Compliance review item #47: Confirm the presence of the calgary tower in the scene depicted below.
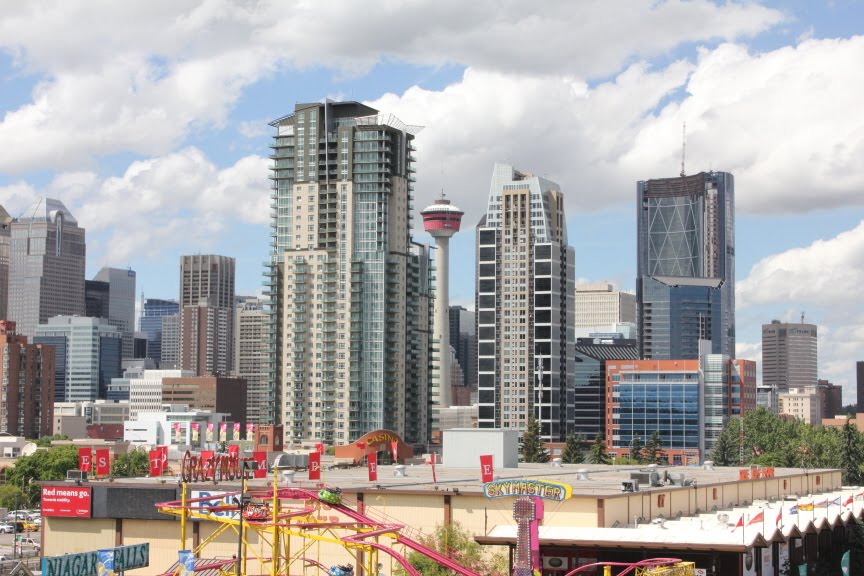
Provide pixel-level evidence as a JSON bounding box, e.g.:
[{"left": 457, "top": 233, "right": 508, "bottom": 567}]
[{"left": 421, "top": 194, "right": 464, "bottom": 412}]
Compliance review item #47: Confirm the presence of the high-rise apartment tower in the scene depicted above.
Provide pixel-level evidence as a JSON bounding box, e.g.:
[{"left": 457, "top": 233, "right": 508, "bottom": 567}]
[
  {"left": 475, "top": 163, "right": 575, "bottom": 441},
  {"left": 179, "top": 255, "right": 235, "bottom": 376},
  {"left": 268, "top": 101, "right": 432, "bottom": 445}
]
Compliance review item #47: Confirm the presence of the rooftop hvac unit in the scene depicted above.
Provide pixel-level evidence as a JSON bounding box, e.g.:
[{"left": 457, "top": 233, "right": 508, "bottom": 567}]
[{"left": 621, "top": 480, "right": 639, "bottom": 492}]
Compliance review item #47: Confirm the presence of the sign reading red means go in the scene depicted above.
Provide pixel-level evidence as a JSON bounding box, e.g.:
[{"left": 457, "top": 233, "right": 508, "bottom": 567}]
[{"left": 41, "top": 486, "right": 92, "bottom": 517}]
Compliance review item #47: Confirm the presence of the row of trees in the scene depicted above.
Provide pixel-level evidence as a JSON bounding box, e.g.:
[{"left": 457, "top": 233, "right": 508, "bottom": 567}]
[
  {"left": 0, "top": 444, "right": 151, "bottom": 509},
  {"left": 710, "top": 407, "right": 864, "bottom": 484},
  {"left": 521, "top": 416, "right": 669, "bottom": 465}
]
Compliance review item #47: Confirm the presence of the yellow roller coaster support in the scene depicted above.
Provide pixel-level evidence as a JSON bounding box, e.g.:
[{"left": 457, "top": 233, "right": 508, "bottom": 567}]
[{"left": 635, "top": 562, "right": 696, "bottom": 576}]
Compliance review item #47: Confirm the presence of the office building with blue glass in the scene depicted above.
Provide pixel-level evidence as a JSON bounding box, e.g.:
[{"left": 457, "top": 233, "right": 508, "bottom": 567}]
[
  {"left": 139, "top": 298, "right": 179, "bottom": 366},
  {"left": 34, "top": 315, "right": 122, "bottom": 402},
  {"left": 636, "top": 172, "right": 735, "bottom": 359}
]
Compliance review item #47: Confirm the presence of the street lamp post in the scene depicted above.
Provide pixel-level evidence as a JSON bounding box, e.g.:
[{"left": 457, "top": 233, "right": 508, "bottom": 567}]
[{"left": 232, "top": 470, "right": 250, "bottom": 576}]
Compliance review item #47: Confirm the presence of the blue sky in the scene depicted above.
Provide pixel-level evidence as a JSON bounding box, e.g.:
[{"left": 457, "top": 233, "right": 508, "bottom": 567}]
[{"left": 1, "top": 1, "right": 863, "bottom": 401}]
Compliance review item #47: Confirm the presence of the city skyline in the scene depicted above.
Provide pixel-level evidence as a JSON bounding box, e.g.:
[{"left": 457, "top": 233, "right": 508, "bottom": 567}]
[{"left": 0, "top": 2, "right": 863, "bottom": 401}]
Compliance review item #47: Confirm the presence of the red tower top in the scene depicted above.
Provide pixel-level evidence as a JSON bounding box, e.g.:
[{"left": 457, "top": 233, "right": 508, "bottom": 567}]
[{"left": 421, "top": 196, "right": 464, "bottom": 238}]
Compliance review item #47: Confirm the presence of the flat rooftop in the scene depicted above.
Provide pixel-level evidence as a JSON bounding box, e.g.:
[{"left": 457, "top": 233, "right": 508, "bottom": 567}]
[{"left": 52, "top": 461, "right": 836, "bottom": 497}]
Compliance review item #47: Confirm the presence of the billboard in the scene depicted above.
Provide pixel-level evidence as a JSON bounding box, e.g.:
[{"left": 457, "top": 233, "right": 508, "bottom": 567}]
[{"left": 42, "top": 485, "right": 92, "bottom": 517}]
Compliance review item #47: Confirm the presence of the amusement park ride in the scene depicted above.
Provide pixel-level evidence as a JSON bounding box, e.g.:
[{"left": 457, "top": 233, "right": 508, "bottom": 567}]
[{"left": 155, "top": 453, "right": 697, "bottom": 576}]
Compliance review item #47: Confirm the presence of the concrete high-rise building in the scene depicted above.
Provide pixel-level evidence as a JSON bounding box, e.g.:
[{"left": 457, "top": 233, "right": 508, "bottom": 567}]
[
  {"left": 8, "top": 198, "right": 86, "bottom": 337},
  {"left": 575, "top": 282, "right": 636, "bottom": 326},
  {"left": 858, "top": 362, "right": 864, "bottom": 413},
  {"left": 34, "top": 316, "right": 122, "bottom": 402},
  {"left": 234, "top": 296, "right": 271, "bottom": 425},
  {"left": 0, "top": 206, "right": 11, "bottom": 320},
  {"left": 817, "top": 379, "right": 842, "bottom": 420},
  {"left": 422, "top": 196, "right": 464, "bottom": 421},
  {"left": 127, "top": 369, "right": 192, "bottom": 419},
  {"left": 449, "top": 305, "right": 476, "bottom": 389},
  {"left": 179, "top": 255, "right": 235, "bottom": 376},
  {"left": 778, "top": 387, "right": 821, "bottom": 424},
  {"left": 91, "top": 267, "right": 137, "bottom": 358},
  {"left": 761, "top": 320, "right": 817, "bottom": 392},
  {"left": 139, "top": 298, "right": 179, "bottom": 366},
  {"left": 475, "top": 163, "right": 576, "bottom": 441},
  {"left": 0, "top": 320, "right": 55, "bottom": 438},
  {"left": 702, "top": 354, "right": 757, "bottom": 452},
  {"left": 636, "top": 172, "right": 735, "bottom": 360},
  {"left": 160, "top": 314, "right": 180, "bottom": 369},
  {"left": 161, "top": 375, "right": 247, "bottom": 430},
  {"left": 268, "top": 101, "right": 433, "bottom": 445}
]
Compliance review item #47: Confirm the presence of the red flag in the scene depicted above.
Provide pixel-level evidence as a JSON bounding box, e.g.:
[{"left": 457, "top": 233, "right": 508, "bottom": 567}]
[
  {"left": 253, "top": 450, "right": 267, "bottom": 478},
  {"left": 356, "top": 441, "right": 366, "bottom": 450},
  {"left": 228, "top": 444, "right": 240, "bottom": 456},
  {"left": 844, "top": 495, "right": 853, "bottom": 506},
  {"left": 308, "top": 452, "right": 321, "bottom": 481},
  {"left": 315, "top": 443, "right": 324, "bottom": 455},
  {"left": 160, "top": 446, "right": 168, "bottom": 467},
  {"left": 78, "top": 447, "right": 92, "bottom": 472},
  {"left": 391, "top": 441, "right": 398, "bottom": 462},
  {"left": 776, "top": 508, "right": 782, "bottom": 527},
  {"left": 426, "top": 453, "right": 437, "bottom": 483},
  {"left": 149, "top": 449, "right": 163, "bottom": 477},
  {"left": 367, "top": 452, "right": 378, "bottom": 482},
  {"left": 201, "top": 450, "right": 214, "bottom": 479},
  {"left": 731, "top": 516, "right": 744, "bottom": 531},
  {"left": 480, "top": 454, "right": 494, "bottom": 483},
  {"left": 94, "top": 449, "right": 110, "bottom": 477},
  {"left": 748, "top": 511, "right": 764, "bottom": 526}
]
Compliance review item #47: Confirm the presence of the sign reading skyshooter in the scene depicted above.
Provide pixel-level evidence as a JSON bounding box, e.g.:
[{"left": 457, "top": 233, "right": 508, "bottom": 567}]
[
  {"left": 41, "top": 543, "right": 149, "bottom": 576},
  {"left": 483, "top": 479, "right": 572, "bottom": 501}
]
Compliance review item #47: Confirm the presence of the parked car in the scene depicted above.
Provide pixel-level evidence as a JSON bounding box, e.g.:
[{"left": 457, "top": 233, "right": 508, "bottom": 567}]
[
  {"left": 15, "top": 536, "right": 40, "bottom": 551},
  {"left": 0, "top": 523, "right": 14, "bottom": 534},
  {"left": 23, "top": 521, "right": 39, "bottom": 532}
]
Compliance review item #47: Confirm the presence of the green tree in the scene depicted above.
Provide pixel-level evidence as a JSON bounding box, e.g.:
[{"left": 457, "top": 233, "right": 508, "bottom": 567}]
[
  {"left": 840, "top": 418, "right": 864, "bottom": 485},
  {"left": 520, "top": 416, "right": 548, "bottom": 463},
  {"left": 710, "top": 420, "right": 739, "bottom": 466},
  {"left": 588, "top": 434, "right": 612, "bottom": 464},
  {"left": 629, "top": 434, "right": 645, "bottom": 464},
  {"left": 849, "top": 516, "right": 864, "bottom": 575},
  {"left": 397, "top": 522, "right": 507, "bottom": 576},
  {"left": 561, "top": 434, "right": 584, "bottom": 464},
  {"left": 33, "top": 434, "right": 70, "bottom": 447},
  {"left": 111, "top": 451, "right": 149, "bottom": 478},
  {"left": 6, "top": 445, "right": 80, "bottom": 503},
  {"left": 643, "top": 431, "right": 664, "bottom": 464},
  {"left": 0, "top": 485, "right": 26, "bottom": 510}
]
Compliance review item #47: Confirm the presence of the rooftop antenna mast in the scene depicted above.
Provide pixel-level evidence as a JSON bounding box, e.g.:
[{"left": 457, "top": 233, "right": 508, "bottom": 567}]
[
  {"left": 801, "top": 311, "right": 805, "bottom": 324},
  {"left": 680, "top": 121, "right": 687, "bottom": 177}
]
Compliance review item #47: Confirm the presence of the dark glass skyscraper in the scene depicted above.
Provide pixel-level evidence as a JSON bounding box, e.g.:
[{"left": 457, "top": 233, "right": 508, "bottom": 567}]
[
  {"left": 636, "top": 172, "right": 735, "bottom": 359},
  {"left": 140, "top": 298, "right": 179, "bottom": 366}
]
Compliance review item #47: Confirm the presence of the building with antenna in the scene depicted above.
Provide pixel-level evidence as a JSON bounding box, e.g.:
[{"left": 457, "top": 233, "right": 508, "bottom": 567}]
[
  {"left": 636, "top": 171, "right": 735, "bottom": 359},
  {"left": 421, "top": 195, "right": 463, "bottom": 428},
  {"left": 762, "top": 319, "right": 817, "bottom": 392}
]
